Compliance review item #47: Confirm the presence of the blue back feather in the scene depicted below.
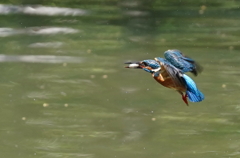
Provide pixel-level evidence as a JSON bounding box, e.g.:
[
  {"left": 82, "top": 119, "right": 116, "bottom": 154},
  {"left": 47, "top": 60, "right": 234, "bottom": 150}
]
[
  {"left": 155, "top": 57, "right": 171, "bottom": 65},
  {"left": 182, "top": 74, "right": 204, "bottom": 102}
]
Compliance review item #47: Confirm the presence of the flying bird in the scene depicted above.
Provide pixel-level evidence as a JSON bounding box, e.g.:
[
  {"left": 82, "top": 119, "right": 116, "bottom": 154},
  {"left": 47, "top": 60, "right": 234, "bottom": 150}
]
[{"left": 125, "top": 49, "right": 204, "bottom": 105}]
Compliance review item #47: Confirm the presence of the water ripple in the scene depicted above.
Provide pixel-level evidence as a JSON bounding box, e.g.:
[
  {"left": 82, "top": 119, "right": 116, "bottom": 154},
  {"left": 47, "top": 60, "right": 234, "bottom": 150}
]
[
  {"left": 0, "top": 55, "right": 84, "bottom": 63},
  {"left": 28, "top": 42, "right": 63, "bottom": 48},
  {"left": 0, "top": 4, "right": 88, "bottom": 16},
  {"left": 0, "top": 27, "right": 79, "bottom": 37}
]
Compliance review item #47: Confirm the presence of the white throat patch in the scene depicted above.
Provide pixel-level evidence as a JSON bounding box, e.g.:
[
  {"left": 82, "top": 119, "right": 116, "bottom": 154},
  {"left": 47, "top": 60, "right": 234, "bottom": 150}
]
[{"left": 151, "top": 67, "right": 161, "bottom": 72}]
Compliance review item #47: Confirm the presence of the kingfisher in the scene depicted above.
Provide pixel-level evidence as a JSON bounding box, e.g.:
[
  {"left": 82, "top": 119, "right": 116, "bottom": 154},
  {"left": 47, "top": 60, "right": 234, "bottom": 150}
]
[{"left": 125, "top": 49, "right": 204, "bottom": 105}]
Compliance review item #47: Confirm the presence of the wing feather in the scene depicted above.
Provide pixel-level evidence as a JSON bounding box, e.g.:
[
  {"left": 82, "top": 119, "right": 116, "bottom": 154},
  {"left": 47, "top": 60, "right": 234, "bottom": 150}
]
[
  {"left": 164, "top": 49, "right": 202, "bottom": 76},
  {"left": 155, "top": 57, "right": 185, "bottom": 88}
]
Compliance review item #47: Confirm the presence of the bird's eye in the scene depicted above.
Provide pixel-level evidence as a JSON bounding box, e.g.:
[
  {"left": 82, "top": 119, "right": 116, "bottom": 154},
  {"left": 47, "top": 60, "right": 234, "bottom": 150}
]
[{"left": 142, "top": 62, "right": 148, "bottom": 66}]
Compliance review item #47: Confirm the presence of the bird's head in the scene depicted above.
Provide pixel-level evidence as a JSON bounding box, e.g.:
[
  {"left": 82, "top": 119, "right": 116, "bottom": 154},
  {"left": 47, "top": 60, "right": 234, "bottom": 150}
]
[{"left": 125, "top": 59, "right": 160, "bottom": 74}]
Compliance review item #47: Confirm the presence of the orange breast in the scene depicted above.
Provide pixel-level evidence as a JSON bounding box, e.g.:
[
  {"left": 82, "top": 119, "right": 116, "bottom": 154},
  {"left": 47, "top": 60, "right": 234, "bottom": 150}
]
[{"left": 153, "top": 73, "right": 186, "bottom": 92}]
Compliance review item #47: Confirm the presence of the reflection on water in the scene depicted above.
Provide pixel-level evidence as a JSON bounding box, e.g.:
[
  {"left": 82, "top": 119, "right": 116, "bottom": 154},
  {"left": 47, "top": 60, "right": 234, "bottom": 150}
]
[{"left": 1, "top": 1, "right": 240, "bottom": 158}]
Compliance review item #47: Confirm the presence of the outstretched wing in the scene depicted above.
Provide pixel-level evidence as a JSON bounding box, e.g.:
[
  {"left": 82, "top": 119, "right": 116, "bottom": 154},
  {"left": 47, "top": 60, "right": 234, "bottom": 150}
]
[
  {"left": 164, "top": 49, "right": 202, "bottom": 76},
  {"left": 154, "top": 57, "right": 186, "bottom": 89}
]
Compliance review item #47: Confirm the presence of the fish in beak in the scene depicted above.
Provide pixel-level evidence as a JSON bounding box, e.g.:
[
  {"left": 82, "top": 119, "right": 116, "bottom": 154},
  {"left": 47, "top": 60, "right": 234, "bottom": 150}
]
[{"left": 125, "top": 62, "right": 142, "bottom": 68}]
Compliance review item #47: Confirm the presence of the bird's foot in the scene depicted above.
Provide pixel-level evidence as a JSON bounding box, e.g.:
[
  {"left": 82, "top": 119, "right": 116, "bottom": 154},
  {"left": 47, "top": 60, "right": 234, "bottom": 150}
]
[{"left": 182, "top": 93, "right": 189, "bottom": 106}]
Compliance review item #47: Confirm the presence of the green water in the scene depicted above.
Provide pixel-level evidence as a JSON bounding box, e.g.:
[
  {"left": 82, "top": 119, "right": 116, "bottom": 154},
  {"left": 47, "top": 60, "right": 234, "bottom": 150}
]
[{"left": 1, "top": 1, "right": 240, "bottom": 158}]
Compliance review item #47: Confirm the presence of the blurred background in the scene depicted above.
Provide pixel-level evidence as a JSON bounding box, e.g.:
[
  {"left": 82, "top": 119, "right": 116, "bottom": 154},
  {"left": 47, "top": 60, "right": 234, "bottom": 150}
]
[{"left": 1, "top": 0, "right": 240, "bottom": 158}]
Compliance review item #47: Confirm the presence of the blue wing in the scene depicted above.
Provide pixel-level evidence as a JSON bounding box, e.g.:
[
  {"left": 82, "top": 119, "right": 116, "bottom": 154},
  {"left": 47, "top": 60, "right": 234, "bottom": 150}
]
[
  {"left": 164, "top": 49, "right": 202, "bottom": 76},
  {"left": 182, "top": 74, "right": 204, "bottom": 102}
]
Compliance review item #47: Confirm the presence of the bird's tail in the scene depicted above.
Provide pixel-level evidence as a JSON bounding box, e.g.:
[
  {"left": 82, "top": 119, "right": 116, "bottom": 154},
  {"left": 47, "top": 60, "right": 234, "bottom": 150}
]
[{"left": 182, "top": 74, "right": 204, "bottom": 102}]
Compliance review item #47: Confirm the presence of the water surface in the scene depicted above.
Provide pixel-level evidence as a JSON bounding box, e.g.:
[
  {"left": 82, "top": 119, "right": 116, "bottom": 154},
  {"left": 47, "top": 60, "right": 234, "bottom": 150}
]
[{"left": 1, "top": 1, "right": 240, "bottom": 158}]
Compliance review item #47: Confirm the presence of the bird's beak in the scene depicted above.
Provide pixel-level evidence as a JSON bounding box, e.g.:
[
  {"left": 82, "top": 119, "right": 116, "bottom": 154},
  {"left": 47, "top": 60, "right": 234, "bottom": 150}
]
[{"left": 125, "top": 62, "right": 142, "bottom": 68}]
